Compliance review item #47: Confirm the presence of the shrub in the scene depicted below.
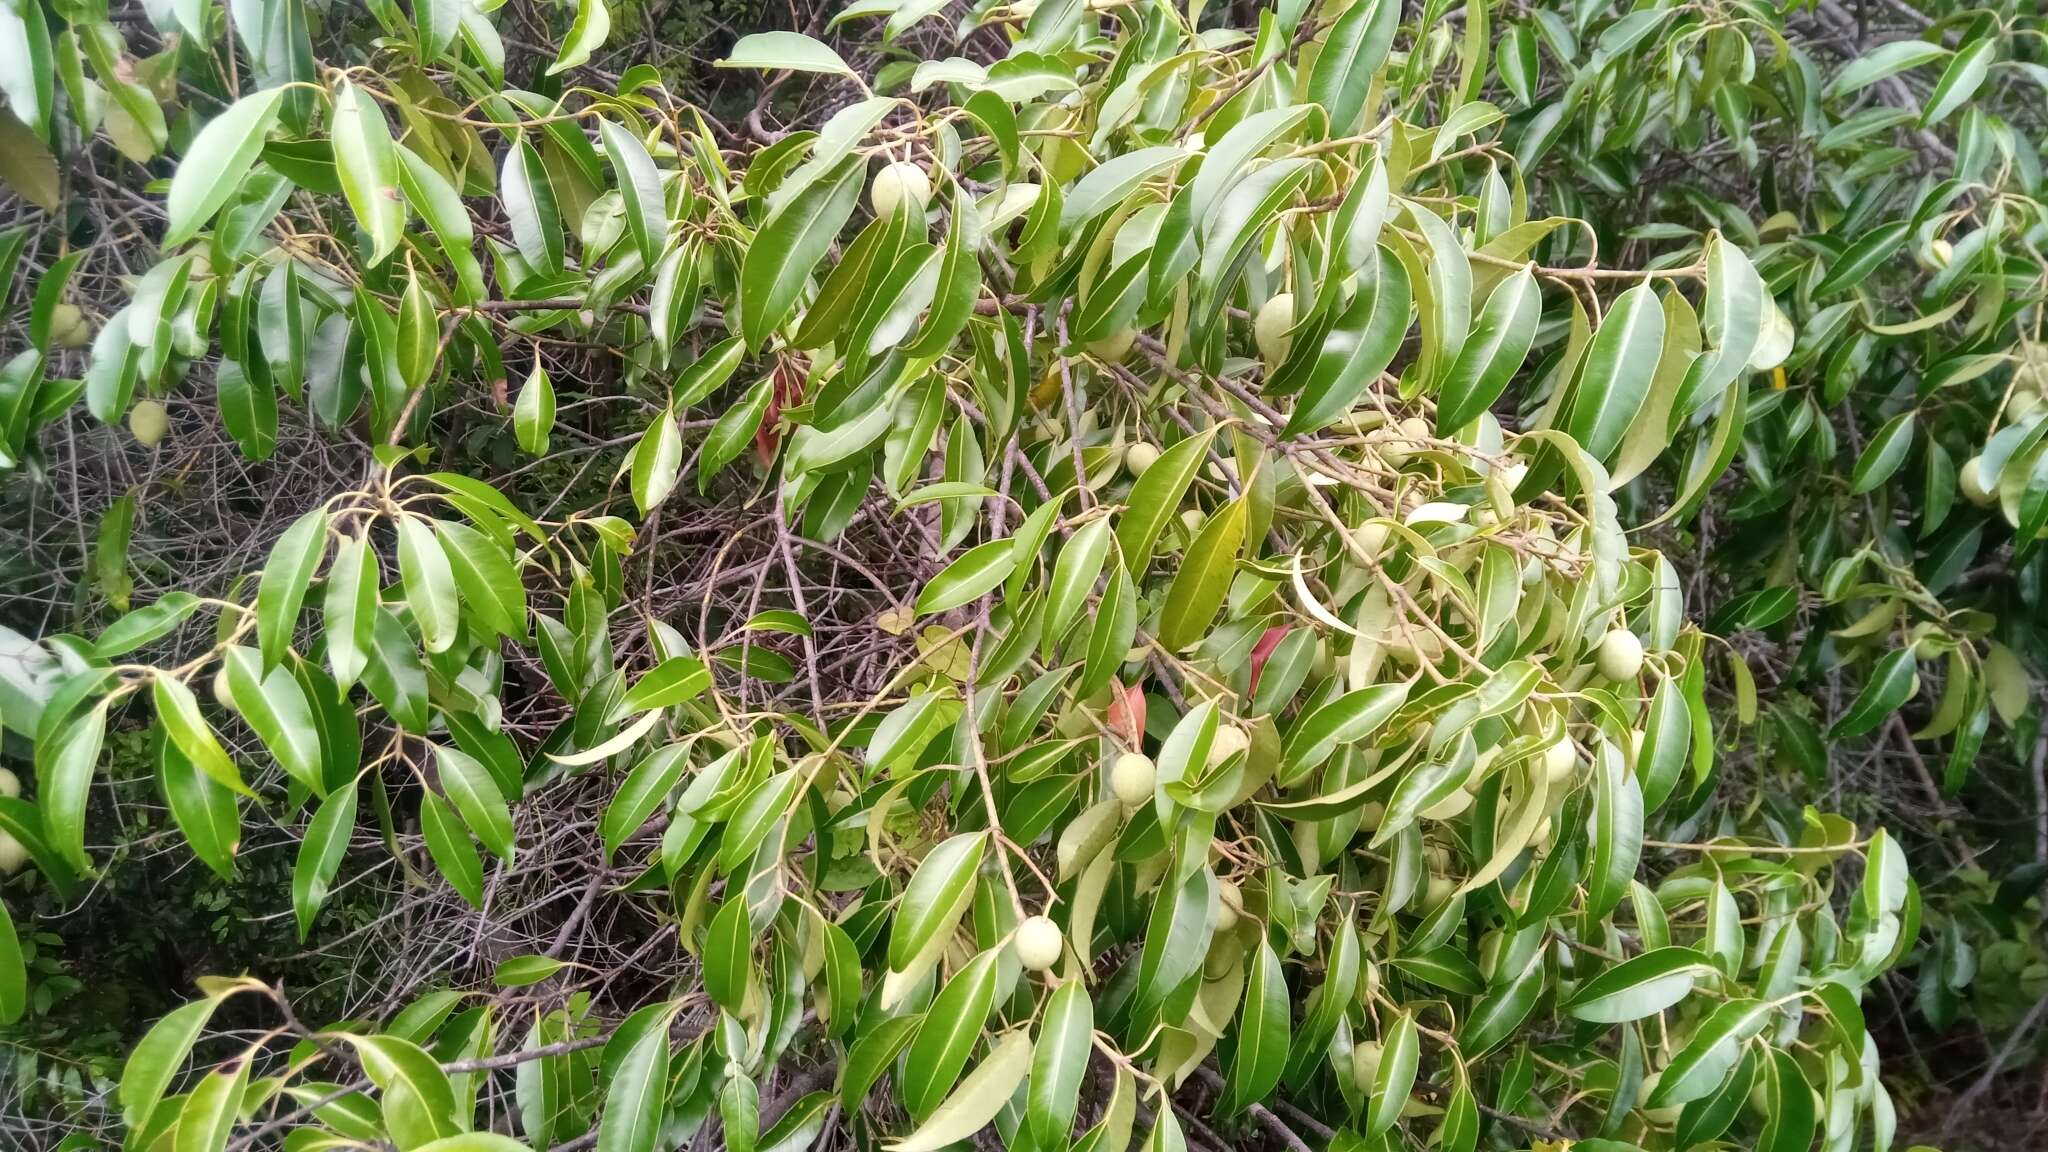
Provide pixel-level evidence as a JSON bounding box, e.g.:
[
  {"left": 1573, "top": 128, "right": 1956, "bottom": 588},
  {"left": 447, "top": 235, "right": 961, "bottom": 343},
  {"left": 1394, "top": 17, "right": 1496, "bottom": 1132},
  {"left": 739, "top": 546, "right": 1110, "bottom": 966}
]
[{"left": 6, "top": 0, "right": 2039, "bottom": 1147}]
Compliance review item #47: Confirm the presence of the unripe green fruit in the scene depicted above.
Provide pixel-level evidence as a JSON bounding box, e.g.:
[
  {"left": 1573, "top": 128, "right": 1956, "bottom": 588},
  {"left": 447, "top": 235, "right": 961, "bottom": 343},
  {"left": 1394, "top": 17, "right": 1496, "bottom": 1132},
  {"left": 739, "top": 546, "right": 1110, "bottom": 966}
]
[
  {"left": 129, "top": 399, "right": 169, "bottom": 446},
  {"left": 869, "top": 161, "right": 931, "bottom": 220},
  {"left": 1419, "top": 871, "right": 1458, "bottom": 913},
  {"left": 1595, "top": 628, "right": 1645, "bottom": 682},
  {"left": 0, "top": 769, "right": 18, "bottom": 798},
  {"left": 1960, "top": 455, "right": 1998, "bottom": 507},
  {"left": 1015, "top": 914, "right": 1063, "bottom": 971},
  {"left": 1110, "top": 751, "right": 1156, "bottom": 807},
  {"left": 0, "top": 833, "right": 23, "bottom": 874},
  {"left": 50, "top": 303, "right": 91, "bottom": 348},
  {"left": 1378, "top": 416, "right": 1431, "bottom": 468},
  {"left": 1254, "top": 293, "right": 1294, "bottom": 368},
  {"left": 1125, "top": 441, "right": 1160, "bottom": 478},
  {"left": 2010, "top": 391, "right": 2043, "bottom": 423}
]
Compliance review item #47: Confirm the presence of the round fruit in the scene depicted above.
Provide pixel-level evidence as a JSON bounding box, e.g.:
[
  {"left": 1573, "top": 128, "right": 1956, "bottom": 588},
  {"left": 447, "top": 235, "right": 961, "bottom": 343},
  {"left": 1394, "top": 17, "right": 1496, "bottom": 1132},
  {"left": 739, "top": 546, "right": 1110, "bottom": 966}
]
[
  {"left": 1533, "top": 814, "right": 1554, "bottom": 848},
  {"left": 0, "top": 769, "right": 18, "bottom": 798},
  {"left": 1595, "top": 628, "right": 1645, "bottom": 682},
  {"left": 50, "top": 303, "right": 91, "bottom": 348},
  {"left": 0, "top": 833, "right": 23, "bottom": 874},
  {"left": 1351, "top": 1041, "right": 1384, "bottom": 1092},
  {"left": 2011, "top": 390, "right": 2043, "bottom": 423},
  {"left": 1125, "top": 441, "right": 1161, "bottom": 478},
  {"left": 1543, "top": 736, "right": 1576, "bottom": 784},
  {"left": 1207, "top": 723, "right": 1249, "bottom": 768},
  {"left": 1110, "top": 751, "right": 1156, "bottom": 807},
  {"left": 1378, "top": 415, "right": 1431, "bottom": 467},
  {"left": 1254, "top": 293, "right": 1295, "bottom": 368},
  {"left": 869, "top": 161, "right": 932, "bottom": 220},
  {"left": 1350, "top": 520, "right": 1390, "bottom": 559},
  {"left": 1929, "top": 238, "right": 1954, "bottom": 267},
  {"left": 1214, "top": 879, "right": 1242, "bottom": 933},
  {"left": 1420, "top": 872, "right": 1457, "bottom": 912},
  {"left": 1179, "top": 509, "right": 1205, "bottom": 537},
  {"left": 1015, "top": 915, "right": 1063, "bottom": 970},
  {"left": 1087, "top": 327, "right": 1136, "bottom": 360},
  {"left": 1960, "top": 455, "right": 1998, "bottom": 507},
  {"left": 129, "top": 399, "right": 169, "bottom": 446}
]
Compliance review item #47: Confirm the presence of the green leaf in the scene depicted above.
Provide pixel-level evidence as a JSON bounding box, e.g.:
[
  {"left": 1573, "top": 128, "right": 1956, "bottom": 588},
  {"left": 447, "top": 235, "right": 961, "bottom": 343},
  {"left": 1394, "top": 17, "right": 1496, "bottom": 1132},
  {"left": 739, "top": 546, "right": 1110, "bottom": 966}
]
[
  {"left": 612, "top": 657, "right": 711, "bottom": 719},
  {"left": 631, "top": 410, "right": 684, "bottom": 514},
  {"left": 1028, "top": 978, "right": 1093, "bottom": 1146},
  {"left": 1044, "top": 517, "right": 1112, "bottom": 658},
  {"left": 548, "top": 0, "right": 612, "bottom": 75},
  {"left": 293, "top": 785, "right": 356, "bottom": 939},
  {"left": 503, "top": 138, "right": 562, "bottom": 276},
  {"left": 396, "top": 269, "right": 438, "bottom": 394},
  {"left": 1644, "top": 998, "right": 1772, "bottom": 1109},
  {"left": 601, "top": 743, "right": 691, "bottom": 862},
  {"left": 421, "top": 789, "right": 484, "bottom": 907},
  {"left": 330, "top": 82, "right": 402, "bottom": 265},
  {"left": 598, "top": 1002, "right": 675, "bottom": 1152},
  {"left": 397, "top": 516, "right": 460, "bottom": 654},
  {"left": 37, "top": 696, "right": 105, "bottom": 865},
  {"left": 154, "top": 676, "right": 249, "bottom": 799},
  {"left": 1813, "top": 220, "right": 1908, "bottom": 299},
  {"left": 515, "top": 365, "right": 555, "bottom": 455},
  {"left": 740, "top": 155, "right": 864, "bottom": 350},
  {"left": 888, "top": 832, "right": 987, "bottom": 971},
  {"left": 699, "top": 380, "right": 771, "bottom": 487},
  {"left": 1307, "top": 0, "right": 1399, "bottom": 132},
  {"left": 1586, "top": 739, "right": 1642, "bottom": 920},
  {"left": 1850, "top": 411, "right": 1915, "bottom": 495},
  {"left": 884, "top": 1030, "right": 1033, "bottom": 1152},
  {"left": 1563, "top": 283, "right": 1664, "bottom": 463},
  {"left": 599, "top": 118, "right": 667, "bottom": 266},
  {"left": 435, "top": 743, "right": 515, "bottom": 861},
  {"left": 1563, "top": 946, "right": 1713, "bottom": 1023},
  {"left": 222, "top": 646, "right": 325, "bottom": 796},
  {"left": 494, "top": 955, "right": 571, "bottom": 987},
  {"left": 177, "top": 1056, "right": 251, "bottom": 1152},
  {"left": 1827, "top": 40, "right": 1950, "bottom": 98},
  {"left": 1830, "top": 648, "right": 1918, "bottom": 740},
  {"left": 1225, "top": 937, "right": 1290, "bottom": 1114},
  {"left": 335, "top": 1033, "right": 459, "bottom": 1147},
  {"left": 1366, "top": 1009, "right": 1418, "bottom": 1137},
  {"left": 916, "top": 539, "right": 1017, "bottom": 616},
  {"left": 258, "top": 508, "right": 327, "bottom": 670},
  {"left": 705, "top": 896, "right": 752, "bottom": 1012},
  {"left": 1922, "top": 37, "right": 1995, "bottom": 126},
  {"left": 1159, "top": 494, "right": 1247, "bottom": 651},
  {"left": 1276, "top": 248, "right": 1412, "bottom": 436},
  {"left": 95, "top": 592, "right": 202, "bottom": 658},
  {"left": 1436, "top": 265, "right": 1540, "bottom": 433},
  {"left": 902, "top": 948, "right": 1000, "bottom": 1117},
  {"left": 121, "top": 996, "right": 223, "bottom": 1133},
  {"left": 164, "top": 88, "right": 287, "bottom": 246},
  {"left": 1117, "top": 429, "right": 1215, "bottom": 575},
  {"left": 717, "top": 32, "right": 857, "bottom": 77},
  {"left": 218, "top": 360, "right": 278, "bottom": 461},
  {"left": 324, "top": 533, "right": 379, "bottom": 692},
  {"left": 158, "top": 738, "right": 240, "bottom": 881},
  {"left": 842, "top": 1014, "right": 922, "bottom": 1108},
  {"left": 0, "top": 898, "right": 22, "bottom": 1025},
  {"left": 435, "top": 518, "right": 528, "bottom": 640}
]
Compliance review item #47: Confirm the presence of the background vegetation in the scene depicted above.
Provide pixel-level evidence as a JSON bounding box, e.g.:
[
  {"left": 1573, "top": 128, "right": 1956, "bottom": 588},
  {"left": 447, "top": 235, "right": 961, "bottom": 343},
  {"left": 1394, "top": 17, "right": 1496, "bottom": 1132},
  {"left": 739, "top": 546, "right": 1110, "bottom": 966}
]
[{"left": 0, "top": 0, "right": 2044, "bottom": 1148}]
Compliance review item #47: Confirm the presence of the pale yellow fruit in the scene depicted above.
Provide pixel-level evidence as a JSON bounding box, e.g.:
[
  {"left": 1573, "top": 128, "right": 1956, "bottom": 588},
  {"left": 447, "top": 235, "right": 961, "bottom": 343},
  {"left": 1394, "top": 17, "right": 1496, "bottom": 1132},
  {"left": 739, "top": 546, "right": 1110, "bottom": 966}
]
[
  {"left": 869, "top": 161, "right": 932, "bottom": 220},
  {"left": 1543, "top": 736, "right": 1576, "bottom": 785},
  {"left": 1110, "top": 751, "right": 1156, "bottom": 807},
  {"left": 212, "top": 666, "right": 239, "bottom": 713},
  {"left": 1595, "top": 628, "right": 1645, "bottom": 682},
  {"left": 0, "top": 833, "right": 24, "bottom": 875},
  {"left": 1125, "top": 441, "right": 1161, "bottom": 478},
  {"left": 1178, "top": 509, "right": 1205, "bottom": 539},
  {"left": 1350, "top": 520, "right": 1390, "bottom": 558},
  {"left": 1929, "top": 238, "right": 1954, "bottom": 267},
  {"left": 1379, "top": 416, "right": 1431, "bottom": 468},
  {"left": 1351, "top": 1041, "right": 1384, "bottom": 1092},
  {"left": 1960, "top": 455, "right": 1998, "bottom": 507},
  {"left": 1207, "top": 723, "right": 1249, "bottom": 768},
  {"left": 1015, "top": 914, "right": 1064, "bottom": 971},
  {"left": 129, "top": 399, "right": 169, "bottom": 446},
  {"left": 1214, "top": 879, "right": 1242, "bottom": 933},
  {"left": 1533, "top": 814, "right": 1554, "bottom": 848},
  {"left": 2010, "top": 390, "right": 2043, "bottom": 423},
  {"left": 0, "top": 768, "right": 18, "bottom": 798},
  {"left": 1419, "top": 871, "right": 1458, "bottom": 912},
  {"left": 1254, "top": 293, "right": 1295, "bottom": 368},
  {"left": 1087, "top": 327, "right": 1136, "bottom": 360},
  {"left": 50, "top": 303, "right": 91, "bottom": 348}
]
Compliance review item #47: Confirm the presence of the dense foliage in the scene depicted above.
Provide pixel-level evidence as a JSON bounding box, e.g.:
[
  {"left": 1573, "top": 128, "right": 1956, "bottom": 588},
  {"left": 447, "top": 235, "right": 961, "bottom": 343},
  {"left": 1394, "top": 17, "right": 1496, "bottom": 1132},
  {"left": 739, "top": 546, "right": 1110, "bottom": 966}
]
[{"left": 1, "top": 0, "right": 2045, "bottom": 1148}]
